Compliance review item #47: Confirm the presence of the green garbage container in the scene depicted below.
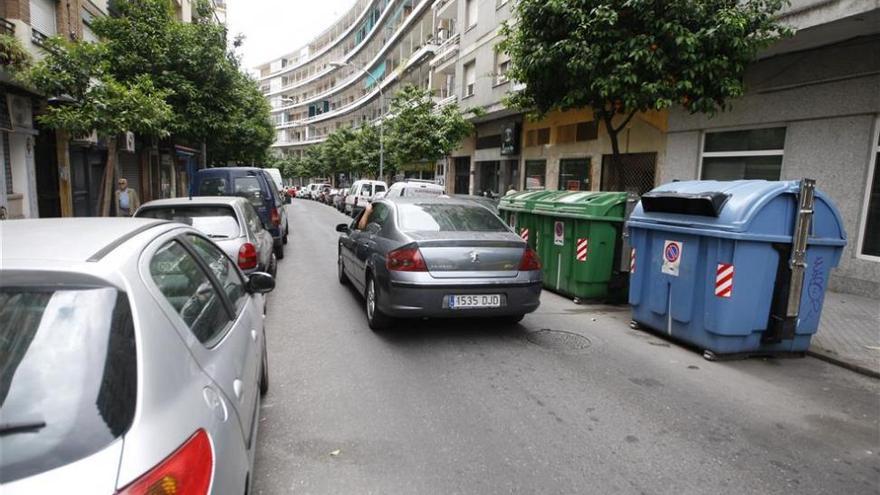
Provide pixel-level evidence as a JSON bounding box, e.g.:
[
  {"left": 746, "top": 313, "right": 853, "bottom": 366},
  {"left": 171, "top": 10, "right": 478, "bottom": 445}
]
[
  {"left": 530, "top": 191, "right": 629, "bottom": 300},
  {"left": 499, "top": 190, "right": 556, "bottom": 249}
]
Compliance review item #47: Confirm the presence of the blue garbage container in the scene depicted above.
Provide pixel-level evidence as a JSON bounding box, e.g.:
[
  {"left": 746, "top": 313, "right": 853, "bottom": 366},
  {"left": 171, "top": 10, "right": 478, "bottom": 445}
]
[{"left": 627, "top": 179, "right": 847, "bottom": 357}]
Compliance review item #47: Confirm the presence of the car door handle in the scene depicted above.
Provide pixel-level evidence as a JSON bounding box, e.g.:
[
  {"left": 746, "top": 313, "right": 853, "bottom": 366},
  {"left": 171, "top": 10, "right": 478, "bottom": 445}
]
[{"left": 233, "top": 379, "right": 243, "bottom": 401}]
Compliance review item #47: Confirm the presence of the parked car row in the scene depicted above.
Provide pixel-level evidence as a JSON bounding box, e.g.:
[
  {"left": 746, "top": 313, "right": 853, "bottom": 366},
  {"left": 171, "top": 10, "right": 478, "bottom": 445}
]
[{"left": 0, "top": 165, "right": 299, "bottom": 492}]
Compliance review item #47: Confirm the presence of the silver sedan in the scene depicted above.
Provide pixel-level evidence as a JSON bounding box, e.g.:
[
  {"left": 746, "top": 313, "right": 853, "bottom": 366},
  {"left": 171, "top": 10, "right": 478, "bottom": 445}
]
[
  {"left": 1, "top": 218, "right": 274, "bottom": 494},
  {"left": 136, "top": 196, "right": 277, "bottom": 277},
  {"left": 336, "top": 198, "right": 543, "bottom": 330}
]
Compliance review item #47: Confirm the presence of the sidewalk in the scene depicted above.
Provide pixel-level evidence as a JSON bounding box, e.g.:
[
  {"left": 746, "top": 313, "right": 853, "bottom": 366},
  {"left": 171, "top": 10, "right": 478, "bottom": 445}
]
[{"left": 809, "top": 291, "right": 880, "bottom": 378}]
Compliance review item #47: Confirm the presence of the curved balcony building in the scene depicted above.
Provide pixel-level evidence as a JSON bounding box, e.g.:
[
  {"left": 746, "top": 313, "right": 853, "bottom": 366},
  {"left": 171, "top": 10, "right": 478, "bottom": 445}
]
[{"left": 255, "top": 0, "right": 456, "bottom": 158}]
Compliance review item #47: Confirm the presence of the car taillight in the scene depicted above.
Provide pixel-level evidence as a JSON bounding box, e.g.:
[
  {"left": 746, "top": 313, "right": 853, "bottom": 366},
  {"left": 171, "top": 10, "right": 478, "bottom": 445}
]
[
  {"left": 386, "top": 246, "right": 427, "bottom": 272},
  {"left": 519, "top": 247, "right": 542, "bottom": 271},
  {"left": 238, "top": 243, "right": 258, "bottom": 270},
  {"left": 117, "top": 429, "right": 213, "bottom": 495},
  {"left": 270, "top": 207, "right": 280, "bottom": 227}
]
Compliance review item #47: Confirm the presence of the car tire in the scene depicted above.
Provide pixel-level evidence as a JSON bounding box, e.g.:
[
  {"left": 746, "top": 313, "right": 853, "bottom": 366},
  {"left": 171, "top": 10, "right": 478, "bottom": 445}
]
[
  {"left": 268, "top": 253, "right": 277, "bottom": 278},
  {"left": 283, "top": 223, "right": 289, "bottom": 245},
  {"left": 259, "top": 341, "right": 269, "bottom": 396},
  {"left": 365, "top": 275, "right": 392, "bottom": 331},
  {"left": 274, "top": 244, "right": 285, "bottom": 260},
  {"left": 501, "top": 314, "right": 525, "bottom": 325},
  {"left": 338, "top": 252, "right": 348, "bottom": 285}
]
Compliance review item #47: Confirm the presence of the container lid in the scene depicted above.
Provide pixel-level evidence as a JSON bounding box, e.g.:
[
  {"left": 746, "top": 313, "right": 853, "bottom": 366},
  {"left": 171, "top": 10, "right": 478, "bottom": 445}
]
[
  {"left": 532, "top": 191, "right": 628, "bottom": 221},
  {"left": 498, "top": 190, "right": 557, "bottom": 212},
  {"left": 628, "top": 180, "right": 847, "bottom": 245}
]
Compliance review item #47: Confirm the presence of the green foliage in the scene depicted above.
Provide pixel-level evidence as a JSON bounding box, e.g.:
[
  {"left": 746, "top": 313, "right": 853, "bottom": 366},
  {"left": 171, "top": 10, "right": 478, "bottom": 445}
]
[
  {"left": 501, "top": 0, "right": 791, "bottom": 155},
  {"left": 22, "top": 37, "right": 172, "bottom": 137},
  {"left": 92, "top": 0, "right": 273, "bottom": 164},
  {"left": 0, "top": 34, "right": 32, "bottom": 71},
  {"left": 385, "top": 84, "right": 474, "bottom": 167}
]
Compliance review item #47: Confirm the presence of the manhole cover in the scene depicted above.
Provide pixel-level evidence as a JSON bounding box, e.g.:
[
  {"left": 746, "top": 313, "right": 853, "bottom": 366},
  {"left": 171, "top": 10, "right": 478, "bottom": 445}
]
[{"left": 526, "top": 329, "right": 592, "bottom": 354}]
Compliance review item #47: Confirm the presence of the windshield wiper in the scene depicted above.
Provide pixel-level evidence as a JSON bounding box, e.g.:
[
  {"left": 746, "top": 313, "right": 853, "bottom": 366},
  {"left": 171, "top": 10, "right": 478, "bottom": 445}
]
[{"left": 0, "top": 420, "right": 47, "bottom": 436}]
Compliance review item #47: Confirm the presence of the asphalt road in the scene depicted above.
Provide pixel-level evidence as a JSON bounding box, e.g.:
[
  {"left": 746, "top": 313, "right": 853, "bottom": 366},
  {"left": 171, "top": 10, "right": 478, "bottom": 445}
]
[{"left": 253, "top": 199, "right": 880, "bottom": 495}]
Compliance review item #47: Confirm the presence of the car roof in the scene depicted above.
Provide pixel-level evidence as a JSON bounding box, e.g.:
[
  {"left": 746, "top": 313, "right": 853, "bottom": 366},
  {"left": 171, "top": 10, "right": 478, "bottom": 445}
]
[
  {"left": 1, "top": 218, "right": 179, "bottom": 263},
  {"left": 381, "top": 196, "right": 477, "bottom": 207},
  {"left": 197, "top": 166, "right": 265, "bottom": 174},
  {"left": 391, "top": 182, "right": 444, "bottom": 189},
  {"left": 139, "top": 196, "right": 247, "bottom": 208}
]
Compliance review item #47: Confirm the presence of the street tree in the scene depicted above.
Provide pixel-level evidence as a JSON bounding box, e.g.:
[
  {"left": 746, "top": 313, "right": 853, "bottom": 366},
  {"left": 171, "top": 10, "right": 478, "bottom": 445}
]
[
  {"left": 23, "top": 37, "right": 173, "bottom": 215},
  {"left": 501, "top": 0, "right": 790, "bottom": 182},
  {"left": 94, "top": 0, "right": 273, "bottom": 165},
  {"left": 385, "top": 85, "right": 475, "bottom": 175}
]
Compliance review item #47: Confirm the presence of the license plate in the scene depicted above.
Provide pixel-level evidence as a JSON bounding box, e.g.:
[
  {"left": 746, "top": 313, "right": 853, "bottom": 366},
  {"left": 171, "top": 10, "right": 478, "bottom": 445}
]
[{"left": 448, "top": 294, "right": 502, "bottom": 309}]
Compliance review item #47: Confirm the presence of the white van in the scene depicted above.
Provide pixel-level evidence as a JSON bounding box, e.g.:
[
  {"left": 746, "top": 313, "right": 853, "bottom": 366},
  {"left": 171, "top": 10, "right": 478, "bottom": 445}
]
[
  {"left": 264, "top": 168, "right": 284, "bottom": 193},
  {"left": 344, "top": 180, "right": 388, "bottom": 215}
]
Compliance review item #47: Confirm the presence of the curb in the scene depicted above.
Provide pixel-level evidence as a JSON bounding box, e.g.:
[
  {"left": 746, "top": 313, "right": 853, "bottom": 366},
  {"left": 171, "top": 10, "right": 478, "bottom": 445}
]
[{"left": 807, "top": 350, "right": 880, "bottom": 379}]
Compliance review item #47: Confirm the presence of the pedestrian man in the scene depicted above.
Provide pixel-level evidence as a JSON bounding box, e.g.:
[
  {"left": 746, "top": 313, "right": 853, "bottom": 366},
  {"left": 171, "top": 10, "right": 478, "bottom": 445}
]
[{"left": 115, "top": 177, "right": 140, "bottom": 217}]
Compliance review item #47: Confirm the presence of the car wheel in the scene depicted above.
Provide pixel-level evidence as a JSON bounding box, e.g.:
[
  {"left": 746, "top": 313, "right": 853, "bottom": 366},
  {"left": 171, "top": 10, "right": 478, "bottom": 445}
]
[
  {"left": 365, "top": 276, "right": 391, "bottom": 331},
  {"left": 268, "top": 253, "right": 277, "bottom": 278},
  {"left": 282, "top": 224, "right": 289, "bottom": 245},
  {"left": 500, "top": 314, "right": 525, "bottom": 325},
  {"left": 259, "top": 341, "right": 269, "bottom": 396},
  {"left": 274, "top": 244, "right": 285, "bottom": 260},
  {"left": 338, "top": 252, "right": 348, "bottom": 285}
]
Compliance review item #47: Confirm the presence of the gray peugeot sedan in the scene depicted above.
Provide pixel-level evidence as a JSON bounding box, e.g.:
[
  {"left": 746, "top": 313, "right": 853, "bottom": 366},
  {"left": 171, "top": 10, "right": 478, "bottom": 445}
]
[
  {"left": 136, "top": 196, "right": 277, "bottom": 277},
  {"left": 0, "top": 218, "right": 273, "bottom": 494},
  {"left": 336, "top": 198, "right": 543, "bottom": 330}
]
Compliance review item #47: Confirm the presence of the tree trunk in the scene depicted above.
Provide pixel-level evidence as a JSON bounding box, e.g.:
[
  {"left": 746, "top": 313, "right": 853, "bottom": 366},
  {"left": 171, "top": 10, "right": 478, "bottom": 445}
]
[
  {"left": 99, "top": 136, "right": 118, "bottom": 217},
  {"left": 598, "top": 109, "right": 637, "bottom": 192}
]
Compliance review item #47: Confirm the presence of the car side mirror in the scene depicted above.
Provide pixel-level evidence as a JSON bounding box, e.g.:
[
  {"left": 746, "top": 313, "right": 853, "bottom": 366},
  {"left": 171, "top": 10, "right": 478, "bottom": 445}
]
[
  {"left": 247, "top": 272, "right": 275, "bottom": 294},
  {"left": 336, "top": 223, "right": 350, "bottom": 233}
]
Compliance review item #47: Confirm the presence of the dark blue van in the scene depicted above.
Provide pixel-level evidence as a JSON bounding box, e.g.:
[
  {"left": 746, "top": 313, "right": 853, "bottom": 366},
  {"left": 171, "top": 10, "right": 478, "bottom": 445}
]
[{"left": 192, "top": 167, "right": 289, "bottom": 258}]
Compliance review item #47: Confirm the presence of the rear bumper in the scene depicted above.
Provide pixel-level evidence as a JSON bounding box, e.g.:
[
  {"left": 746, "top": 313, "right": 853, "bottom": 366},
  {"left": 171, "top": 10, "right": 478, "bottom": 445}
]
[{"left": 381, "top": 280, "right": 542, "bottom": 318}]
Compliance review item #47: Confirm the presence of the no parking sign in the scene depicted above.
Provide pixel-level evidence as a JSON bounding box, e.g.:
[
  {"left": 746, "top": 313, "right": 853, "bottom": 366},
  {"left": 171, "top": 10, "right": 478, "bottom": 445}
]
[
  {"left": 662, "top": 240, "right": 682, "bottom": 276},
  {"left": 554, "top": 221, "right": 564, "bottom": 246}
]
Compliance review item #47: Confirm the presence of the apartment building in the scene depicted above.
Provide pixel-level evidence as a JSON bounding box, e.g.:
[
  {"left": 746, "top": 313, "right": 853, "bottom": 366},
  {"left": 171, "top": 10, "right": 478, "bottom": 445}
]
[
  {"left": 257, "top": 0, "right": 441, "bottom": 183},
  {"left": 662, "top": 0, "right": 880, "bottom": 297}
]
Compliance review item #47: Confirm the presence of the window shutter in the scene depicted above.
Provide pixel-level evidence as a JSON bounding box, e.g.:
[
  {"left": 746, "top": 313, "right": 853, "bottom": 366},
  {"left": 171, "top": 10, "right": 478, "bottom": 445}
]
[{"left": 30, "top": 0, "right": 57, "bottom": 36}]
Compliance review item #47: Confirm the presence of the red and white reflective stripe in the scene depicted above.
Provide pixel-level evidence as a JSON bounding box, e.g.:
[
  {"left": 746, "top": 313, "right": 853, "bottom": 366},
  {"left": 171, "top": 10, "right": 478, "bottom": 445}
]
[
  {"left": 715, "top": 263, "right": 734, "bottom": 298},
  {"left": 520, "top": 228, "right": 529, "bottom": 242},
  {"left": 576, "top": 238, "right": 589, "bottom": 261},
  {"left": 630, "top": 248, "right": 636, "bottom": 273}
]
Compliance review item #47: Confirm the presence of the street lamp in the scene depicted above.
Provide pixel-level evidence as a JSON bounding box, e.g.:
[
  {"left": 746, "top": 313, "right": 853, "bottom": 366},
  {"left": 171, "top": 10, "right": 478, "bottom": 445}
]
[{"left": 330, "top": 60, "right": 384, "bottom": 181}]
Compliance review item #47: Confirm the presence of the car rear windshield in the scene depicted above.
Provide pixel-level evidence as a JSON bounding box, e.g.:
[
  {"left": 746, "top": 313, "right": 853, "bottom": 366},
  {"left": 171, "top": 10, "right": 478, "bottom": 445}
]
[
  {"left": 0, "top": 285, "right": 137, "bottom": 483},
  {"left": 403, "top": 187, "right": 443, "bottom": 197},
  {"left": 138, "top": 205, "right": 240, "bottom": 239},
  {"left": 397, "top": 203, "right": 508, "bottom": 232},
  {"left": 234, "top": 176, "right": 265, "bottom": 208},
  {"left": 198, "top": 176, "right": 227, "bottom": 196}
]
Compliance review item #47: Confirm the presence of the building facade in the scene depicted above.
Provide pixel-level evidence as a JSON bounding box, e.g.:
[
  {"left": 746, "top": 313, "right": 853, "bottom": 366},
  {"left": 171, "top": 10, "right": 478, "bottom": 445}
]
[{"left": 662, "top": 0, "right": 880, "bottom": 297}]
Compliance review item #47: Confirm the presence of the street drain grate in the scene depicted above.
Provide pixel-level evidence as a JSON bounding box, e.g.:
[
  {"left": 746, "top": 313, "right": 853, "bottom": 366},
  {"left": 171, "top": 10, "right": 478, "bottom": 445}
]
[{"left": 526, "top": 329, "right": 592, "bottom": 354}]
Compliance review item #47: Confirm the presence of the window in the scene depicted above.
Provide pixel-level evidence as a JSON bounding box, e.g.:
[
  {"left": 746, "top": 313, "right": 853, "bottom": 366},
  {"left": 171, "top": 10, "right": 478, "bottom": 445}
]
[
  {"left": 476, "top": 134, "right": 502, "bottom": 150},
  {"left": 234, "top": 176, "right": 265, "bottom": 208},
  {"left": 187, "top": 235, "right": 247, "bottom": 312},
  {"left": 701, "top": 127, "right": 786, "bottom": 181},
  {"left": 525, "top": 160, "right": 546, "bottom": 190},
  {"left": 30, "top": 0, "right": 57, "bottom": 37},
  {"left": 860, "top": 124, "right": 880, "bottom": 258},
  {"left": 576, "top": 122, "right": 598, "bottom": 141},
  {"left": 464, "top": 61, "right": 476, "bottom": 98},
  {"left": 559, "top": 158, "right": 591, "bottom": 191},
  {"left": 137, "top": 205, "right": 241, "bottom": 240},
  {"left": 494, "top": 49, "right": 510, "bottom": 85},
  {"left": 398, "top": 204, "right": 508, "bottom": 232},
  {"left": 466, "top": 0, "right": 478, "bottom": 29},
  {"left": 198, "top": 177, "right": 227, "bottom": 196},
  {"left": 557, "top": 124, "right": 578, "bottom": 144},
  {"left": 243, "top": 203, "right": 265, "bottom": 234},
  {"left": 150, "top": 241, "right": 230, "bottom": 345},
  {"left": 369, "top": 203, "right": 391, "bottom": 229},
  {"left": 0, "top": 286, "right": 136, "bottom": 484},
  {"left": 526, "top": 128, "right": 551, "bottom": 147}
]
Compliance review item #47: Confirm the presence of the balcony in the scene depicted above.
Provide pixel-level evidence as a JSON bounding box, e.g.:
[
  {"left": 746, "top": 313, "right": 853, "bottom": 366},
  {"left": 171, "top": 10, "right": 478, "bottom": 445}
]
[
  {"left": 434, "top": 94, "right": 458, "bottom": 108},
  {"left": 433, "top": 0, "right": 457, "bottom": 20},
  {"left": 0, "top": 18, "right": 15, "bottom": 36},
  {"left": 430, "top": 32, "right": 459, "bottom": 68}
]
